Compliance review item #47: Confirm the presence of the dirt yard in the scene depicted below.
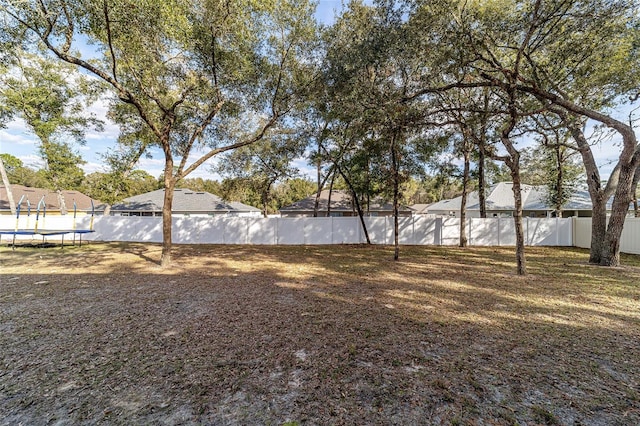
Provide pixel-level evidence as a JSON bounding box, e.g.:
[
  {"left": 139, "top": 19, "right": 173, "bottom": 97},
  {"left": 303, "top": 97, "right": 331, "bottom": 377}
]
[{"left": 1, "top": 243, "right": 639, "bottom": 425}]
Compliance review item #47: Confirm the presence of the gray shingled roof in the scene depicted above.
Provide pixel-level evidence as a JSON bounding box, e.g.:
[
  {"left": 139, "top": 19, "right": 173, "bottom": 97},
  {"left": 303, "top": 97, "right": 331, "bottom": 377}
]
[
  {"left": 0, "top": 184, "right": 105, "bottom": 212},
  {"left": 426, "top": 182, "right": 610, "bottom": 213},
  {"left": 279, "top": 189, "right": 412, "bottom": 212},
  {"left": 111, "top": 188, "right": 260, "bottom": 213}
]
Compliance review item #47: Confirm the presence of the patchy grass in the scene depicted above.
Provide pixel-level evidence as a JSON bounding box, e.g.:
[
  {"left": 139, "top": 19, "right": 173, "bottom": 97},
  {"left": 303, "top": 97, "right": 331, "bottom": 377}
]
[{"left": 1, "top": 243, "right": 639, "bottom": 425}]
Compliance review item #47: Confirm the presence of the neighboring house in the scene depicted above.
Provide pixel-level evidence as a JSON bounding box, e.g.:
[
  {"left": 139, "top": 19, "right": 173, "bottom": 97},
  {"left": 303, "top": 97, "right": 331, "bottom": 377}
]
[
  {"left": 0, "top": 184, "right": 104, "bottom": 216},
  {"left": 110, "top": 188, "right": 262, "bottom": 217},
  {"left": 426, "top": 182, "right": 598, "bottom": 218},
  {"left": 279, "top": 189, "right": 413, "bottom": 217}
]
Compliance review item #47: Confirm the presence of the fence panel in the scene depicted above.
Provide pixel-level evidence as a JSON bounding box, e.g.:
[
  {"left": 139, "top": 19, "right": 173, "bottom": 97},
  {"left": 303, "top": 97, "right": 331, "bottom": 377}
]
[
  {"left": 247, "top": 218, "right": 277, "bottom": 245},
  {"left": 526, "top": 218, "right": 572, "bottom": 246},
  {"left": 305, "top": 218, "right": 333, "bottom": 244},
  {"left": 398, "top": 217, "right": 415, "bottom": 245},
  {"left": 441, "top": 218, "right": 460, "bottom": 245},
  {"left": 365, "top": 217, "right": 392, "bottom": 245},
  {"left": 331, "top": 217, "right": 362, "bottom": 244},
  {"left": 469, "top": 218, "right": 497, "bottom": 246},
  {"left": 174, "top": 217, "right": 222, "bottom": 244},
  {"left": 497, "top": 218, "right": 516, "bottom": 246},
  {"left": 620, "top": 218, "right": 640, "bottom": 255},
  {"left": 413, "top": 217, "right": 439, "bottom": 245},
  {"left": 574, "top": 218, "right": 591, "bottom": 249},
  {"left": 277, "top": 218, "right": 306, "bottom": 244}
]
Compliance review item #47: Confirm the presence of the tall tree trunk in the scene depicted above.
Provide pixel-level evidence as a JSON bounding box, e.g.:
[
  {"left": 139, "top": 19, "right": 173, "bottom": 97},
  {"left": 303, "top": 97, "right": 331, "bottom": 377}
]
[
  {"left": 160, "top": 155, "right": 175, "bottom": 268},
  {"left": 460, "top": 141, "right": 470, "bottom": 247},
  {"left": 633, "top": 166, "right": 640, "bottom": 218},
  {"left": 390, "top": 133, "right": 400, "bottom": 260},
  {"left": 510, "top": 173, "right": 527, "bottom": 276},
  {"left": 497, "top": 99, "right": 526, "bottom": 275},
  {"left": 478, "top": 143, "right": 487, "bottom": 219},
  {"left": 554, "top": 144, "right": 563, "bottom": 217},
  {"left": 0, "top": 158, "right": 16, "bottom": 215},
  {"left": 261, "top": 180, "right": 274, "bottom": 218},
  {"left": 366, "top": 155, "right": 371, "bottom": 215},
  {"left": 314, "top": 143, "right": 322, "bottom": 217},
  {"left": 478, "top": 88, "right": 490, "bottom": 219},
  {"left": 327, "top": 172, "right": 336, "bottom": 217},
  {"left": 314, "top": 165, "right": 333, "bottom": 217}
]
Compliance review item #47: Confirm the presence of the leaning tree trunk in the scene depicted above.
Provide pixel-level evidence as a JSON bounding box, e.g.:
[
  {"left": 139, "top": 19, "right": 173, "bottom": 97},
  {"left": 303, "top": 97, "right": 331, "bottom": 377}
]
[
  {"left": 600, "top": 161, "right": 637, "bottom": 266},
  {"left": 546, "top": 104, "right": 637, "bottom": 267},
  {"left": 566, "top": 119, "right": 613, "bottom": 264},
  {"left": 335, "top": 166, "right": 371, "bottom": 244}
]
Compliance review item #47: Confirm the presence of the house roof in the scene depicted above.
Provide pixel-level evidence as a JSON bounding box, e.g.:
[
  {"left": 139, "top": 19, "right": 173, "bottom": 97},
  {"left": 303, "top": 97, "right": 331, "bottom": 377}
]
[
  {"left": 279, "top": 189, "right": 412, "bottom": 212},
  {"left": 0, "top": 184, "right": 104, "bottom": 212},
  {"left": 426, "top": 182, "right": 610, "bottom": 213},
  {"left": 408, "top": 203, "right": 432, "bottom": 214},
  {"left": 110, "top": 188, "right": 261, "bottom": 213}
]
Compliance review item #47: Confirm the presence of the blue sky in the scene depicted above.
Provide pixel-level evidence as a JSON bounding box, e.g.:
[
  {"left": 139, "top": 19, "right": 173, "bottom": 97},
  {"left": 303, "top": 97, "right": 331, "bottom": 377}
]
[{"left": 0, "top": 0, "right": 632, "bottom": 183}]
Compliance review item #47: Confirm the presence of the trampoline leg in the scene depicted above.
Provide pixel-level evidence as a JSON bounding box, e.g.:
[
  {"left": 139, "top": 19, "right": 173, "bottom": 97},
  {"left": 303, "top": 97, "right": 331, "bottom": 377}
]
[{"left": 61, "top": 234, "right": 64, "bottom": 249}]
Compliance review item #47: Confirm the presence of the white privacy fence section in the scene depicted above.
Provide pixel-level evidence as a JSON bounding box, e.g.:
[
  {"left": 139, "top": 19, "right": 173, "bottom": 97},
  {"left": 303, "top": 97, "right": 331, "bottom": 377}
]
[
  {"left": 35, "top": 215, "right": 575, "bottom": 247},
  {"left": 7, "top": 215, "right": 640, "bottom": 253},
  {"left": 574, "top": 217, "right": 640, "bottom": 255}
]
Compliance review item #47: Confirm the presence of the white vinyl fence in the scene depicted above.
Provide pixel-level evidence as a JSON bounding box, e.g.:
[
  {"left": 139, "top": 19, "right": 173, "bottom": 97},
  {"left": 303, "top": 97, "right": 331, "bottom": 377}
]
[
  {"left": 574, "top": 217, "right": 640, "bottom": 255},
  {"left": 4, "top": 214, "right": 639, "bottom": 254},
  {"left": 0, "top": 215, "right": 574, "bottom": 247}
]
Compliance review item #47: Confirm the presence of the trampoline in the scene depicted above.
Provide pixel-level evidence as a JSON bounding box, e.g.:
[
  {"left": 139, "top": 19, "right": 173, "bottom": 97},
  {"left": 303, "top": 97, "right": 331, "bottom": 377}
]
[{"left": 0, "top": 195, "right": 95, "bottom": 248}]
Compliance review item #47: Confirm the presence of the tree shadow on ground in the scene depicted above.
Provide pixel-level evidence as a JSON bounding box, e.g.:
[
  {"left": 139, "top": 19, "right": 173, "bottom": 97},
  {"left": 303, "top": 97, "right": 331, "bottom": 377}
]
[{"left": 1, "top": 244, "right": 639, "bottom": 424}]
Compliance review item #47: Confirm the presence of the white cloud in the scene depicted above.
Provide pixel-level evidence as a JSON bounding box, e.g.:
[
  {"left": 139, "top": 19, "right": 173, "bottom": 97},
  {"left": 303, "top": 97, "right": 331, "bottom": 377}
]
[
  {"left": 82, "top": 161, "right": 107, "bottom": 174},
  {"left": 3, "top": 117, "right": 31, "bottom": 133},
  {"left": 18, "top": 154, "right": 45, "bottom": 169},
  {"left": 0, "top": 129, "right": 38, "bottom": 147}
]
